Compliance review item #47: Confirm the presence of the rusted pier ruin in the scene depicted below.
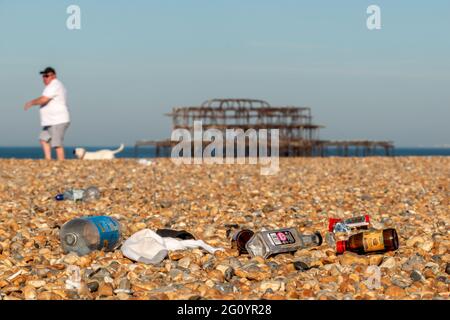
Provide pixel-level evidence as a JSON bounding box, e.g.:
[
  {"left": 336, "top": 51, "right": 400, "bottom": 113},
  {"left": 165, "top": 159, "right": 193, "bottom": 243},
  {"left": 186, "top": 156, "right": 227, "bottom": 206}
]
[{"left": 135, "top": 99, "right": 394, "bottom": 157}]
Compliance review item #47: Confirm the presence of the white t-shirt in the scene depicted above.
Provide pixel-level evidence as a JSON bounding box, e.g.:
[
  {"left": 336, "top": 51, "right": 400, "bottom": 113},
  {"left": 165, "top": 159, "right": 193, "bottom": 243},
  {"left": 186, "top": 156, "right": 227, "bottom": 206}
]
[{"left": 40, "top": 79, "right": 70, "bottom": 126}]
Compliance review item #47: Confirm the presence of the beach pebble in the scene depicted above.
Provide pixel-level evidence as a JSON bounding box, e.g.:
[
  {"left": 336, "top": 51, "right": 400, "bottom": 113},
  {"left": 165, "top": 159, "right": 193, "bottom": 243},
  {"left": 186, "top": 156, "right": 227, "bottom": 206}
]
[
  {"left": 22, "top": 285, "right": 37, "bottom": 300},
  {"left": 260, "top": 280, "right": 285, "bottom": 292},
  {"left": 380, "top": 257, "right": 396, "bottom": 269},
  {"left": 98, "top": 283, "right": 114, "bottom": 297},
  {"left": 293, "top": 261, "right": 310, "bottom": 271},
  {"left": 384, "top": 286, "right": 406, "bottom": 298},
  {"left": 87, "top": 281, "right": 99, "bottom": 293},
  {"left": 63, "top": 253, "right": 80, "bottom": 265},
  {"left": 410, "top": 270, "right": 424, "bottom": 282},
  {"left": 177, "top": 257, "right": 191, "bottom": 269},
  {"left": 114, "top": 278, "right": 131, "bottom": 294},
  {"left": 26, "top": 280, "right": 46, "bottom": 288},
  {"left": 339, "top": 252, "right": 368, "bottom": 266},
  {"left": 402, "top": 255, "right": 425, "bottom": 272},
  {"left": 369, "top": 255, "right": 384, "bottom": 266},
  {"left": 419, "top": 241, "right": 434, "bottom": 252}
]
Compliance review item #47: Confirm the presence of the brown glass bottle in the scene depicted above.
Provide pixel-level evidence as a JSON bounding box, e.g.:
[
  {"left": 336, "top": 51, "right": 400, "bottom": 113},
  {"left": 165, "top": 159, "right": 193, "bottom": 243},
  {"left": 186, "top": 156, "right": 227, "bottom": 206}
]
[
  {"left": 231, "top": 229, "right": 255, "bottom": 254},
  {"left": 336, "top": 228, "right": 399, "bottom": 254}
]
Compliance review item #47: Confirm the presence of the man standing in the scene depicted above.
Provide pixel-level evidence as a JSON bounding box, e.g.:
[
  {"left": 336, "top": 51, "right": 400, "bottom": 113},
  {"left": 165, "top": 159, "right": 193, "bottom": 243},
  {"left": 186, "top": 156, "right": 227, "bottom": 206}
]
[{"left": 24, "top": 67, "right": 71, "bottom": 160}]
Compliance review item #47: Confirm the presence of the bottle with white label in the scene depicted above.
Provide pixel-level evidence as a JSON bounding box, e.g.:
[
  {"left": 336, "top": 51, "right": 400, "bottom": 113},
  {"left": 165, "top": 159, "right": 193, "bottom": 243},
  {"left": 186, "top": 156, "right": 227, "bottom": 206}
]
[{"left": 245, "top": 228, "right": 322, "bottom": 259}]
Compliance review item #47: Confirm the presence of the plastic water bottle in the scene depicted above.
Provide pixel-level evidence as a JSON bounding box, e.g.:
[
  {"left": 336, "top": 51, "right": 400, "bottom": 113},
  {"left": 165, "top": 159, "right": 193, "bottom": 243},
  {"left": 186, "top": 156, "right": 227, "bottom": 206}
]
[
  {"left": 55, "top": 186, "right": 101, "bottom": 202},
  {"left": 60, "top": 216, "right": 121, "bottom": 256},
  {"left": 245, "top": 227, "right": 322, "bottom": 259}
]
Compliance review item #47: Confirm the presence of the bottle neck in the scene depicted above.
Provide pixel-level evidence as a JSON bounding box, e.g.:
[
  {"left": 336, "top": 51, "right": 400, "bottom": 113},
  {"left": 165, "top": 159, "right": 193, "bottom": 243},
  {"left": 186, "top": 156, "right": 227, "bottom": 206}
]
[{"left": 65, "top": 233, "right": 78, "bottom": 246}]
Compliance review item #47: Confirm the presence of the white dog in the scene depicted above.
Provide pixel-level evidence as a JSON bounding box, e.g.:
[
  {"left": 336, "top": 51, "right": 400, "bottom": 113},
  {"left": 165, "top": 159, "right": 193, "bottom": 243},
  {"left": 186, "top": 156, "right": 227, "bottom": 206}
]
[{"left": 74, "top": 144, "right": 125, "bottom": 160}]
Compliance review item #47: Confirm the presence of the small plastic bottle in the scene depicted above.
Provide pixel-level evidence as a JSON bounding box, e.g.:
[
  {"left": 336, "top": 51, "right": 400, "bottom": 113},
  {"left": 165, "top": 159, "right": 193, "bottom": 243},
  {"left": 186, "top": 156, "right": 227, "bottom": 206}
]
[
  {"left": 55, "top": 186, "right": 101, "bottom": 202},
  {"left": 336, "top": 228, "right": 399, "bottom": 255},
  {"left": 245, "top": 228, "right": 322, "bottom": 259},
  {"left": 60, "top": 216, "right": 121, "bottom": 256}
]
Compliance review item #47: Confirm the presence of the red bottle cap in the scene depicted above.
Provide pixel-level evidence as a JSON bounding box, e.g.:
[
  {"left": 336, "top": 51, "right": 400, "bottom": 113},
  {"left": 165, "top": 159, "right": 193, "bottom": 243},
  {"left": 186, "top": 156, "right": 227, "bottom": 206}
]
[
  {"left": 328, "top": 218, "right": 342, "bottom": 232},
  {"left": 365, "top": 214, "right": 370, "bottom": 223},
  {"left": 336, "top": 240, "right": 346, "bottom": 254}
]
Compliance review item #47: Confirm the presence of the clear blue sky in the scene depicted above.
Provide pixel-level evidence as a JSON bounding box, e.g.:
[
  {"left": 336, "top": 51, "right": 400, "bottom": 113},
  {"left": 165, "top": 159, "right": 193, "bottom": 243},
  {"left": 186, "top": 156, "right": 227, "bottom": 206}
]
[{"left": 1, "top": 0, "right": 449, "bottom": 147}]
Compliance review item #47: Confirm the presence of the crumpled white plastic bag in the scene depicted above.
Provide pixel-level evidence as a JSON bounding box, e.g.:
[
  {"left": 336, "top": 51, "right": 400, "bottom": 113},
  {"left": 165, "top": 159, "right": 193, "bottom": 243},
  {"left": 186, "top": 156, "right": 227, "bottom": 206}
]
[{"left": 121, "top": 229, "right": 224, "bottom": 265}]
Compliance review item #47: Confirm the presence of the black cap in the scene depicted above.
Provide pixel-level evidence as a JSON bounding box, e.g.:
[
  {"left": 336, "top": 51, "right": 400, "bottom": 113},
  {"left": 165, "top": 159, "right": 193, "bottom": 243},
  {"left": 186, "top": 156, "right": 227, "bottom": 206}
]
[{"left": 39, "top": 67, "right": 56, "bottom": 75}]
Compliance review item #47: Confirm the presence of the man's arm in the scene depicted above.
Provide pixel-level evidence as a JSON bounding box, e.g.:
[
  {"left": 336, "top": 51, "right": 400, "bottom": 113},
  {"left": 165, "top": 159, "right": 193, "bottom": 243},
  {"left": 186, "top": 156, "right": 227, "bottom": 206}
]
[{"left": 24, "top": 96, "right": 51, "bottom": 110}]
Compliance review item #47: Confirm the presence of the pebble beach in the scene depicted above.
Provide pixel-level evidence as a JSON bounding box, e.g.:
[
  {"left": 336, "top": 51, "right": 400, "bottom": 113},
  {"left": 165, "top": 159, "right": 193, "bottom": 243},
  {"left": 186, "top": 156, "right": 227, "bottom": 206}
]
[{"left": 0, "top": 157, "right": 448, "bottom": 300}]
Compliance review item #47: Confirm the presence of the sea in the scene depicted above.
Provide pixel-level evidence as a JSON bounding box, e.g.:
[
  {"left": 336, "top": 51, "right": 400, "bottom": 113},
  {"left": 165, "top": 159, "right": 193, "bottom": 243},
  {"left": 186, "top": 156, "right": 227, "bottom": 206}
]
[{"left": 0, "top": 146, "right": 449, "bottom": 159}]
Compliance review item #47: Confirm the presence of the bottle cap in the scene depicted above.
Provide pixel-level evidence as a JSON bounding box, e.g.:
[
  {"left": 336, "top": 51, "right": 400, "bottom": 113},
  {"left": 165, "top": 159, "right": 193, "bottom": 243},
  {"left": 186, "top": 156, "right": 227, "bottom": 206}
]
[
  {"left": 336, "top": 240, "right": 346, "bottom": 254},
  {"left": 64, "top": 233, "right": 78, "bottom": 246},
  {"left": 55, "top": 194, "right": 64, "bottom": 201},
  {"left": 328, "top": 218, "right": 342, "bottom": 232}
]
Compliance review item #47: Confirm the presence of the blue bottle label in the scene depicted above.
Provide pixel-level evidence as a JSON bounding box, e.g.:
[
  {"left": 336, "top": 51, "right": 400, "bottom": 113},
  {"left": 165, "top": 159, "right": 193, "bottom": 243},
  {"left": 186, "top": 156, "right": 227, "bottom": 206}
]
[{"left": 82, "top": 216, "right": 120, "bottom": 250}]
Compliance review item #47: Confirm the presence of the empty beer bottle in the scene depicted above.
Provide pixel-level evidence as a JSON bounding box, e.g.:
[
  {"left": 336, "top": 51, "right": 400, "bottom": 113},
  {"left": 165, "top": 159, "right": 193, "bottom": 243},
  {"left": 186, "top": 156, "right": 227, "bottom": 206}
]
[
  {"left": 245, "top": 228, "right": 322, "bottom": 259},
  {"left": 336, "top": 228, "right": 399, "bottom": 255}
]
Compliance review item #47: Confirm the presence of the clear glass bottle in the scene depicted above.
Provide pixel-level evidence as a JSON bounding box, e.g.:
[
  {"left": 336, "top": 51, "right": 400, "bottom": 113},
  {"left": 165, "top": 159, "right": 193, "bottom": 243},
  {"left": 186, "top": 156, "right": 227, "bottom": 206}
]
[{"left": 245, "top": 228, "right": 322, "bottom": 259}]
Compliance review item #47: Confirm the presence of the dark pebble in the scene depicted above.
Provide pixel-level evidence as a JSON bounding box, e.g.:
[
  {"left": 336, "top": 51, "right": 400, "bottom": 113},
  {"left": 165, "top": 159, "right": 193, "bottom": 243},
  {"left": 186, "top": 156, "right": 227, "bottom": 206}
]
[
  {"left": 446, "top": 263, "right": 450, "bottom": 275},
  {"left": 224, "top": 224, "right": 239, "bottom": 229},
  {"left": 87, "top": 281, "right": 99, "bottom": 293},
  {"left": 224, "top": 267, "right": 235, "bottom": 282},
  {"left": 202, "top": 259, "right": 215, "bottom": 271},
  {"left": 267, "top": 262, "right": 279, "bottom": 270},
  {"left": 410, "top": 270, "right": 423, "bottom": 282},
  {"left": 13, "top": 253, "right": 24, "bottom": 261},
  {"left": 159, "top": 200, "right": 173, "bottom": 208},
  {"left": 293, "top": 261, "right": 310, "bottom": 272},
  {"left": 66, "top": 290, "right": 79, "bottom": 299},
  {"left": 431, "top": 255, "right": 442, "bottom": 262}
]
